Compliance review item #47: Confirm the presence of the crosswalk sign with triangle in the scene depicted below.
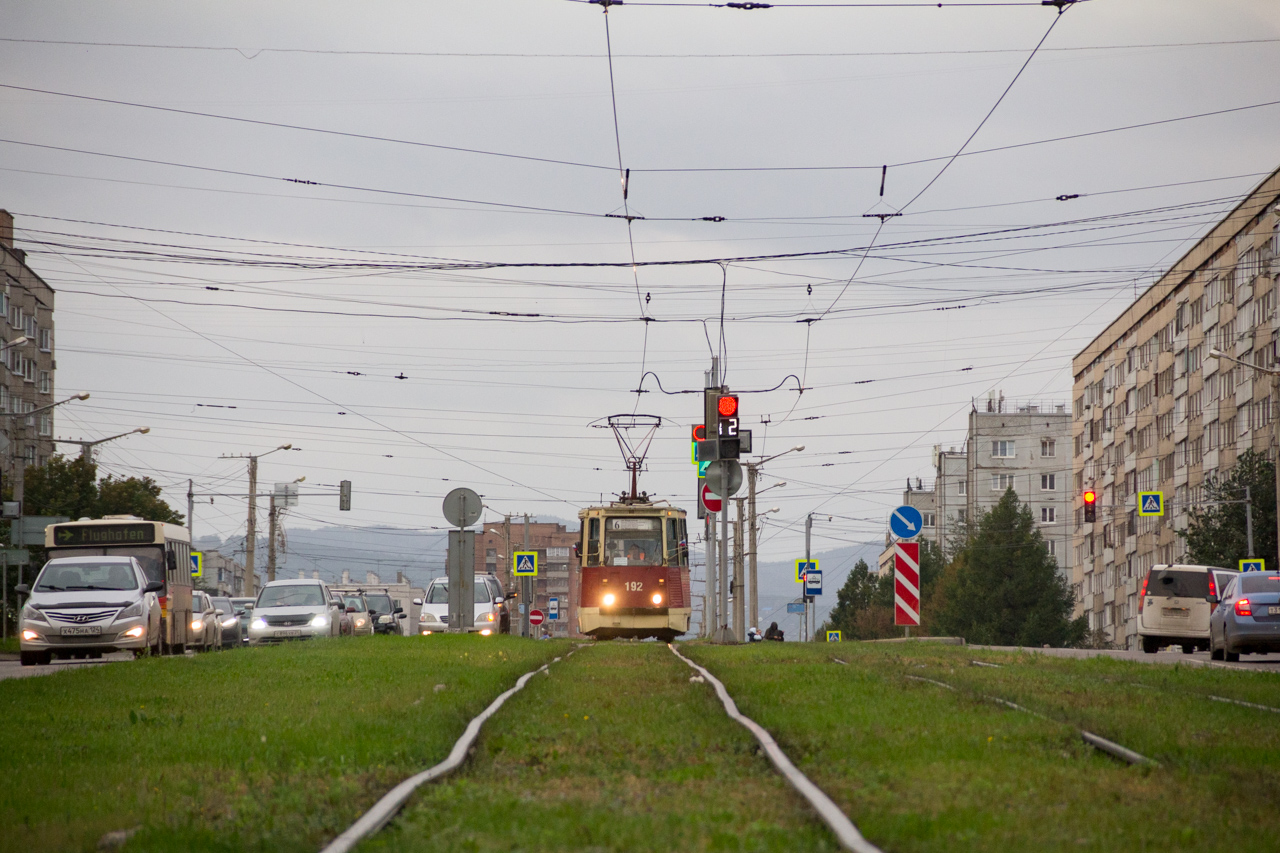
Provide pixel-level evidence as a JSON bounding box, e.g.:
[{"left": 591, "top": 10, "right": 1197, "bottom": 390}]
[
  {"left": 1138, "top": 491, "right": 1164, "bottom": 517},
  {"left": 513, "top": 551, "right": 538, "bottom": 577}
]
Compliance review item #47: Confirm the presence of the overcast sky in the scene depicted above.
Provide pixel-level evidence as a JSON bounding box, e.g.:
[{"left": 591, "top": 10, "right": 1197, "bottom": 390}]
[{"left": 1, "top": 0, "right": 1277, "bottom": 577}]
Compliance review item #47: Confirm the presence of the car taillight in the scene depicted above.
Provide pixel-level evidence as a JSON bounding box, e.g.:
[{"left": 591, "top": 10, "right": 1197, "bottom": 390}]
[
  {"left": 1208, "top": 574, "right": 1218, "bottom": 599},
  {"left": 1138, "top": 573, "right": 1150, "bottom": 613},
  {"left": 1236, "top": 598, "right": 1253, "bottom": 617}
]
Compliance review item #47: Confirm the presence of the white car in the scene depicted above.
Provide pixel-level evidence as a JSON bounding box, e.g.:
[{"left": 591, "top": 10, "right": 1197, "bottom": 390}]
[
  {"left": 419, "top": 575, "right": 507, "bottom": 635},
  {"left": 247, "top": 579, "right": 343, "bottom": 644},
  {"left": 1138, "top": 564, "right": 1223, "bottom": 653},
  {"left": 17, "top": 556, "right": 162, "bottom": 665}
]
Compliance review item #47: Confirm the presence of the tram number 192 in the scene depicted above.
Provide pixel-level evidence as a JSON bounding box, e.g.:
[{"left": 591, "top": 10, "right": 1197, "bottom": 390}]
[{"left": 624, "top": 581, "right": 644, "bottom": 592}]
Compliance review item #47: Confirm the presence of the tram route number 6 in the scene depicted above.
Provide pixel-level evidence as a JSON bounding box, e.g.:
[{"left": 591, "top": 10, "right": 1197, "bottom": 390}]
[{"left": 625, "top": 581, "right": 644, "bottom": 591}]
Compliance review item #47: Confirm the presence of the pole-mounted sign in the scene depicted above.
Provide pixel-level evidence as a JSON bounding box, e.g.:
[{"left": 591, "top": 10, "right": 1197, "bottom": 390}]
[
  {"left": 894, "top": 541, "right": 920, "bottom": 627},
  {"left": 513, "top": 551, "right": 538, "bottom": 577}
]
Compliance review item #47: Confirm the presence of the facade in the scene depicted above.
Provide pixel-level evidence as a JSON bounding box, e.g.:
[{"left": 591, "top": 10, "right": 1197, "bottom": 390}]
[
  {"left": 0, "top": 210, "right": 57, "bottom": 485},
  {"left": 474, "top": 520, "right": 581, "bottom": 637},
  {"left": 1071, "top": 167, "right": 1280, "bottom": 649},
  {"left": 877, "top": 400, "right": 1072, "bottom": 580},
  {"left": 198, "top": 550, "right": 248, "bottom": 597}
]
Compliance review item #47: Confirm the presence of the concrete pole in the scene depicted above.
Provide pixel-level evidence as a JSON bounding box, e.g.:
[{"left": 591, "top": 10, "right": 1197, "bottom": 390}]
[
  {"left": 804, "top": 513, "right": 813, "bottom": 643},
  {"left": 1246, "top": 485, "right": 1254, "bottom": 558},
  {"left": 187, "top": 479, "right": 194, "bottom": 539},
  {"left": 245, "top": 456, "right": 257, "bottom": 597},
  {"left": 267, "top": 493, "right": 278, "bottom": 584},
  {"left": 748, "top": 465, "right": 759, "bottom": 630},
  {"left": 733, "top": 500, "right": 745, "bottom": 640},
  {"left": 522, "top": 513, "right": 531, "bottom": 638},
  {"left": 1274, "top": 373, "right": 1279, "bottom": 567},
  {"left": 705, "top": 514, "right": 716, "bottom": 637},
  {"left": 716, "top": 457, "right": 732, "bottom": 642}
]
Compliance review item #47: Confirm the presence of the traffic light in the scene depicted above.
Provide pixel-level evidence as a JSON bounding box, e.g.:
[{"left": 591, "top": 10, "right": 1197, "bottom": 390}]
[
  {"left": 339, "top": 480, "right": 352, "bottom": 511},
  {"left": 691, "top": 425, "right": 706, "bottom": 465},
  {"left": 717, "top": 395, "right": 740, "bottom": 459},
  {"left": 1083, "top": 489, "right": 1097, "bottom": 523}
]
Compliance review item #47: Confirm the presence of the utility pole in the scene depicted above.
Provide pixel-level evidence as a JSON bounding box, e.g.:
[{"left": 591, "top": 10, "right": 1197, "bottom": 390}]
[
  {"left": 747, "top": 465, "right": 759, "bottom": 631},
  {"left": 716, "top": 395, "right": 733, "bottom": 643},
  {"left": 1245, "top": 485, "right": 1255, "bottom": 558},
  {"left": 267, "top": 492, "right": 278, "bottom": 584},
  {"left": 704, "top": 356, "right": 720, "bottom": 640},
  {"left": 187, "top": 479, "right": 194, "bottom": 539},
  {"left": 804, "top": 513, "right": 813, "bottom": 643},
  {"left": 733, "top": 500, "right": 745, "bottom": 641},
  {"left": 246, "top": 456, "right": 258, "bottom": 595},
  {"left": 522, "top": 513, "right": 531, "bottom": 638},
  {"left": 705, "top": 515, "right": 716, "bottom": 637}
]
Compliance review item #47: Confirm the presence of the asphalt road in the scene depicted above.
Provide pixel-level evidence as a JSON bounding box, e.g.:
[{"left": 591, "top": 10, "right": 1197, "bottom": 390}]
[
  {"left": 975, "top": 645, "right": 1280, "bottom": 673},
  {"left": 0, "top": 651, "right": 132, "bottom": 681}
]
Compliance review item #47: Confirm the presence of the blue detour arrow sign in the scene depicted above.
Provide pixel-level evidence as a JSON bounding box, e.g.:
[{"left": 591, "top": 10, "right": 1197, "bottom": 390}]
[{"left": 890, "top": 505, "right": 923, "bottom": 539}]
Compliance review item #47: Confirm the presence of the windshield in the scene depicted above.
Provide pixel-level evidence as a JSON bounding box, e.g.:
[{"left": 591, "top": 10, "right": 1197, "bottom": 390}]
[
  {"left": 342, "top": 596, "right": 367, "bottom": 611},
  {"left": 35, "top": 561, "right": 138, "bottom": 591},
  {"left": 1241, "top": 575, "right": 1280, "bottom": 595},
  {"left": 45, "top": 545, "right": 164, "bottom": 586},
  {"left": 1147, "top": 569, "right": 1210, "bottom": 599},
  {"left": 258, "top": 584, "right": 326, "bottom": 608},
  {"left": 425, "top": 583, "right": 494, "bottom": 604},
  {"left": 365, "top": 594, "right": 394, "bottom": 612},
  {"left": 212, "top": 597, "right": 232, "bottom": 613},
  {"left": 604, "top": 517, "right": 661, "bottom": 566}
]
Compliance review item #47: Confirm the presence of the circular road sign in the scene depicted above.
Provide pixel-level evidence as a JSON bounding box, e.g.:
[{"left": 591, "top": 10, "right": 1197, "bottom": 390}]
[
  {"left": 442, "top": 487, "right": 482, "bottom": 528},
  {"left": 529, "top": 609, "right": 545, "bottom": 626},
  {"left": 700, "top": 482, "right": 723, "bottom": 514},
  {"left": 889, "top": 504, "right": 924, "bottom": 539},
  {"left": 704, "top": 459, "right": 743, "bottom": 496}
]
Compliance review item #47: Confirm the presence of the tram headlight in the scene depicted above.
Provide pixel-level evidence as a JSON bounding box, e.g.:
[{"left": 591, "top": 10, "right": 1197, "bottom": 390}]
[
  {"left": 602, "top": 593, "right": 616, "bottom": 607},
  {"left": 651, "top": 593, "right": 663, "bottom": 605}
]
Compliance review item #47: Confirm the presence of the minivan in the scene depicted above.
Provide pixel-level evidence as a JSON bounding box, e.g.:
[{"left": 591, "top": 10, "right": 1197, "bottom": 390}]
[{"left": 1137, "top": 563, "right": 1227, "bottom": 653}]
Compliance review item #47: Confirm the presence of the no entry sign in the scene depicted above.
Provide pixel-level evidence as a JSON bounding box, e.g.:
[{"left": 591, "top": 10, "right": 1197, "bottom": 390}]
[
  {"left": 894, "top": 541, "right": 920, "bottom": 627},
  {"left": 700, "top": 482, "right": 722, "bottom": 514},
  {"left": 529, "top": 609, "right": 545, "bottom": 626}
]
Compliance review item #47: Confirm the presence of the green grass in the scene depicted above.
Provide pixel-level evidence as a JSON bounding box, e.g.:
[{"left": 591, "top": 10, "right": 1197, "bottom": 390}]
[
  {"left": 685, "top": 642, "right": 1280, "bottom": 853},
  {"left": 0, "top": 636, "right": 18, "bottom": 654},
  {"left": 363, "top": 642, "right": 840, "bottom": 853},
  {"left": 0, "top": 635, "right": 566, "bottom": 853}
]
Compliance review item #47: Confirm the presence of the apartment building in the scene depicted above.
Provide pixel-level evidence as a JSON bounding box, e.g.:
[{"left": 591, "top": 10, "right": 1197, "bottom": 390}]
[
  {"left": 1071, "top": 167, "right": 1280, "bottom": 649},
  {"left": 0, "top": 210, "right": 57, "bottom": 480},
  {"left": 877, "top": 399, "right": 1072, "bottom": 579},
  {"left": 474, "top": 519, "right": 581, "bottom": 637}
]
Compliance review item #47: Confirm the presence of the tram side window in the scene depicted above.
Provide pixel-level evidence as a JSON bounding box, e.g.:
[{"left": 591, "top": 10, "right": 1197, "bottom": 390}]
[
  {"left": 586, "top": 518, "right": 601, "bottom": 567},
  {"left": 667, "top": 519, "right": 689, "bottom": 567}
]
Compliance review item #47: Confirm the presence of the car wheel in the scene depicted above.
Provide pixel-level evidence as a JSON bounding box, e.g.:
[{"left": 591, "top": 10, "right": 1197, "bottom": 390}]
[
  {"left": 1181, "top": 644, "right": 1194, "bottom": 655},
  {"left": 1141, "top": 636, "right": 1160, "bottom": 654},
  {"left": 1210, "top": 636, "right": 1224, "bottom": 660},
  {"left": 1225, "top": 649, "right": 1241, "bottom": 662},
  {"left": 19, "top": 650, "right": 49, "bottom": 666}
]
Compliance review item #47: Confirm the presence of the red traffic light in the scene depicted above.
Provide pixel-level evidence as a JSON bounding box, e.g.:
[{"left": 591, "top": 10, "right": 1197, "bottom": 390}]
[
  {"left": 717, "top": 395, "right": 739, "bottom": 418},
  {"left": 1083, "top": 490, "right": 1097, "bottom": 505},
  {"left": 692, "top": 424, "right": 706, "bottom": 442}
]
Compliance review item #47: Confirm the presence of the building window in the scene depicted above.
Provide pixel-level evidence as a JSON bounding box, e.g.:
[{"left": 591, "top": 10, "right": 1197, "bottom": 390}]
[
  {"left": 24, "top": 314, "right": 36, "bottom": 338},
  {"left": 991, "top": 440, "right": 1015, "bottom": 458},
  {"left": 923, "top": 512, "right": 936, "bottom": 528},
  {"left": 991, "top": 473, "right": 1014, "bottom": 491},
  {"left": 1041, "top": 438, "right": 1056, "bottom": 457},
  {"left": 957, "top": 480, "right": 966, "bottom": 495},
  {"left": 956, "top": 509, "right": 966, "bottom": 522},
  {"left": 38, "top": 370, "right": 50, "bottom": 394},
  {"left": 1046, "top": 539, "right": 1056, "bottom": 556},
  {"left": 23, "top": 357, "right": 35, "bottom": 383},
  {"left": 38, "top": 327, "right": 51, "bottom": 352},
  {"left": 1040, "top": 474, "right": 1056, "bottom": 491},
  {"left": 1041, "top": 507, "right": 1056, "bottom": 523}
]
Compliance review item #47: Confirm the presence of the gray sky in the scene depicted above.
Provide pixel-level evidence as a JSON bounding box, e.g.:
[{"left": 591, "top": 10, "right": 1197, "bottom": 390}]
[{"left": 1, "top": 0, "right": 1277, "bottom": 576}]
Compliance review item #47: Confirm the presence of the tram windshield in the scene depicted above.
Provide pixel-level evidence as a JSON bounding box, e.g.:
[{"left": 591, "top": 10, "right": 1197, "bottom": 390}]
[{"left": 604, "top": 517, "right": 661, "bottom": 566}]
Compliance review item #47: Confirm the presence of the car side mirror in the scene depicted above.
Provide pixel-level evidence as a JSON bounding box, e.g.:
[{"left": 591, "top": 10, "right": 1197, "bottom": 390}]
[
  {"left": 494, "top": 596, "right": 504, "bottom": 604},
  {"left": 345, "top": 606, "right": 356, "bottom": 613},
  {"left": 216, "top": 608, "right": 225, "bottom": 616},
  {"left": 1207, "top": 595, "right": 1219, "bottom": 605},
  {"left": 143, "top": 581, "right": 164, "bottom": 593},
  {"left": 394, "top": 606, "right": 404, "bottom": 614},
  {"left": 397, "top": 612, "right": 407, "bottom": 619},
  {"left": 15, "top": 583, "right": 30, "bottom": 595},
  {"left": 412, "top": 598, "right": 423, "bottom": 606}
]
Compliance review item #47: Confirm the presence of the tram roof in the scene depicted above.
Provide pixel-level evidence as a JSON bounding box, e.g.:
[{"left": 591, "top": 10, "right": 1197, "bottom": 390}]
[{"left": 579, "top": 502, "right": 686, "bottom": 519}]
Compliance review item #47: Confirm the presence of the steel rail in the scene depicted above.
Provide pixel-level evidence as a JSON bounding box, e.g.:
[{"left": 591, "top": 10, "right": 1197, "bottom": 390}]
[
  {"left": 319, "top": 654, "right": 567, "bottom": 853},
  {"left": 669, "top": 644, "right": 883, "bottom": 853}
]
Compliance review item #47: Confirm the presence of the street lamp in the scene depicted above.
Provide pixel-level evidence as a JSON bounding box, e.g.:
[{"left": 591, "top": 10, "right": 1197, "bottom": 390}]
[
  {"left": 218, "top": 443, "right": 295, "bottom": 597},
  {"left": 1, "top": 392, "right": 91, "bottom": 505},
  {"left": 0, "top": 336, "right": 28, "bottom": 352},
  {"left": 53, "top": 426, "right": 150, "bottom": 461},
  {"left": 744, "top": 445, "right": 805, "bottom": 632},
  {"left": 1208, "top": 348, "right": 1280, "bottom": 563}
]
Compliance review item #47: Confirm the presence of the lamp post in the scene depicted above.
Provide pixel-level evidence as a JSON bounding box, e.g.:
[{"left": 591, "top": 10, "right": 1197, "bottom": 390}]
[
  {"left": 53, "top": 427, "right": 149, "bottom": 462},
  {"left": 1208, "top": 348, "right": 1280, "bottom": 566},
  {"left": 1, "top": 392, "right": 90, "bottom": 507},
  {"left": 745, "top": 445, "right": 803, "bottom": 630},
  {"left": 220, "top": 444, "right": 295, "bottom": 597}
]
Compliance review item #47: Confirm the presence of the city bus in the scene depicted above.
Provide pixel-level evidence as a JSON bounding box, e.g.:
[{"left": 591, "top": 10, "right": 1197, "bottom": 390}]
[{"left": 44, "top": 515, "right": 194, "bottom": 653}]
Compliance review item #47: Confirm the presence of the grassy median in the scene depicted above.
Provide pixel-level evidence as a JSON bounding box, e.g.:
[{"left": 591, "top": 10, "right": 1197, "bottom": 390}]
[
  {"left": 0, "top": 635, "right": 567, "bottom": 853},
  {"left": 364, "top": 642, "right": 839, "bottom": 853},
  {"left": 686, "top": 642, "right": 1280, "bottom": 853}
]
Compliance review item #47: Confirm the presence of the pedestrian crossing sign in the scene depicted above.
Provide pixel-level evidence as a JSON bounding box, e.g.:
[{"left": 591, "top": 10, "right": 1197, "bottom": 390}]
[
  {"left": 190, "top": 551, "right": 203, "bottom": 579},
  {"left": 513, "top": 551, "right": 538, "bottom": 577},
  {"left": 1138, "top": 491, "right": 1164, "bottom": 517},
  {"left": 796, "top": 559, "right": 816, "bottom": 583},
  {"left": 1240, "top": 559, "right": 1266, "bottom": 572},
  {"left": 826, "top": 630, "right": 841, "bottom": 642}
]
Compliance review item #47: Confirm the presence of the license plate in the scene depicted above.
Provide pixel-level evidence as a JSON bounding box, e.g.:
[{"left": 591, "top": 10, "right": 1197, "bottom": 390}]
[
  {"left": 1269, "top": 606, "right": 1280, "bottom": 616},
  {"left": 1162, "top": 608, "right": 1189, "bottom": 618},
  {"left": 275, "top": 629, "right": 302, "bottom": 637},
  {"left": 61, "top": 625, "right": 102, "bottom": 636}
]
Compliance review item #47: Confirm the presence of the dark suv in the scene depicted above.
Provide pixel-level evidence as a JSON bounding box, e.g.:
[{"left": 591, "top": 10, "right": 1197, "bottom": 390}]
[{"left": 363, "top": 589, "right": 407, "bottom": 635}]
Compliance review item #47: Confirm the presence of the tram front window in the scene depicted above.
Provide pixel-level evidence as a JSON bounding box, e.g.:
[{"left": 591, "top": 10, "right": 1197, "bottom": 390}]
[{"left": 604, "top": 517, "right": 662, "bottom": 566}]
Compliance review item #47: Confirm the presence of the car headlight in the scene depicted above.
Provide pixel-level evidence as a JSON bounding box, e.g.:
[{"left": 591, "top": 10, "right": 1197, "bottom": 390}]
[
  {"left": 355, "top": 618, "right": 366, "bottom": 628},
  {"left": 252, "top": 618, "right": 267, "bottom": 630},
  {"left": 116, "top": 601, "right": 144, "bottom": 620},
  {"left": 602, "top": 593, "right": 616, "bottom": 606},
  {"left": 122, "top": 625, "right": 146, "bottom": 639},
  {"left": 484, "top": 612, "right": 496, "bottom": 622},
  {"left": 21, "top": 629, "right": 39, "bottom": 641},
  {"left": 21, "top": 604, "right": 46, "bottom": 624},
  {"left": 421, "top": 629, "right": 433, "bottom": 636},
  {"left": 191, "top": 619, "right": 204, "bottom": 632},
  {"left": 221, "top": 617, "right": 238, "bottom": 628},
  {"left": 479, "top": 628, "right": 492, "bottom": 636},
  {"left": 378, "top": 615, "right": 392, "bottom": 623},
  {"left": 310, "top": 614, "right": 330, "bottom": 628}
]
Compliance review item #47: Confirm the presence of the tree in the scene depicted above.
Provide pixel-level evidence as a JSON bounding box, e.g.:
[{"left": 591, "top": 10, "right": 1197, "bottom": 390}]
[
  {"left": 826, "top": 558, "right": 877, "bottom": 639},
  {"left": 932, "top": 488, "right": 1085, "bottom": 647},
  {"left": 21, "top": 454, "right": 183, "bottom": 524},
  {"left": 1183, "top": 448, "right": 1276, "bottom": 571},
  {"left": 97, "top": 474, "right": 184, "bottom": 524},
  {"left": 822, "top": 539, "right": 947, "bottom": 640}
]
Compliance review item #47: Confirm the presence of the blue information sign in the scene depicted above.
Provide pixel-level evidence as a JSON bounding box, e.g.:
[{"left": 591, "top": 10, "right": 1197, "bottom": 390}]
[
  {"left": 804, "top": 569, "right": 823, "bottom": 596},
  {"left": 786, "top": 602, "right": 805, "bottom": 614},
  {"left": 890, "top": 505, "right": 924, "bottom": 539}
]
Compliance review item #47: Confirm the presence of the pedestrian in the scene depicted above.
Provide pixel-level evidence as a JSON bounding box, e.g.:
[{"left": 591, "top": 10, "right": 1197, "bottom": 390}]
[
  {"left": 746, "top": 626, "right": 763, "bottom": 642},
  {"left": 764, "top": 621, "right": 784, "bottom": 641}
]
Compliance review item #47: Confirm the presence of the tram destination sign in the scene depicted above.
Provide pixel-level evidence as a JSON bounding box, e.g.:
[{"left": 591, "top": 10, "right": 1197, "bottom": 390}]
[{"left": 53, "top": 522, "right": 156, "bottom": 547}]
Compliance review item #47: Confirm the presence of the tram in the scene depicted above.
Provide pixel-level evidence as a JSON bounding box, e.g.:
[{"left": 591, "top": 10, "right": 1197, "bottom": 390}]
[{"left": 577, "top": 415, "right": 691, "bottom": 642}]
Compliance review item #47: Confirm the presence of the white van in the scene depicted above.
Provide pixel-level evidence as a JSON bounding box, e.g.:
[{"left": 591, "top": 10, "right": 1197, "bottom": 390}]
[{"left": 1137, "top": 564, "right": 1226, "bottom": 654}]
